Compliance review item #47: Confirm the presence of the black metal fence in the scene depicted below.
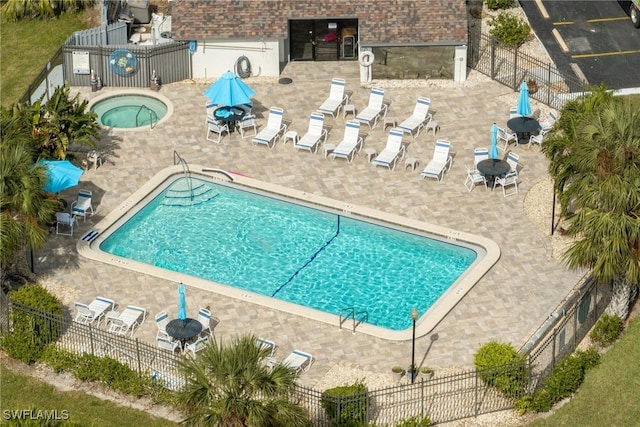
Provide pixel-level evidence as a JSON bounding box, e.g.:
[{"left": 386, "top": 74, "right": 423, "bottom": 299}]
[
  {"left": 0, "top": 272, "right": 605, "bottom": 425},
  {"left": 469, "top": 32, "right": 588, "bottom": 110}
]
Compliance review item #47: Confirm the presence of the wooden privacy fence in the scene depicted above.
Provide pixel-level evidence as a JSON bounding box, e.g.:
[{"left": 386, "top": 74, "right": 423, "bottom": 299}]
[
  {"left": 0, "top": 271, "right": 603, "bottom": 426},
  {"left": 469, "top": 32, "right": 588, "bottom": 110}
]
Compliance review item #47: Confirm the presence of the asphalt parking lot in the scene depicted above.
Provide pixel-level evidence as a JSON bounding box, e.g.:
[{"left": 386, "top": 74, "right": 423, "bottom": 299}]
[{"left": 520, "top": 0, "right": 640, "bottom": 89}]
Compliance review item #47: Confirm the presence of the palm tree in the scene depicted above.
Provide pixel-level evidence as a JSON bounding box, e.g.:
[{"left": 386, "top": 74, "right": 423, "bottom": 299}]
[
  {"left": 177, "top": 334, "right": 310, "bottom": 427},
  {"left": 542, "top": 87, "right": 640, "bottom": 319}
]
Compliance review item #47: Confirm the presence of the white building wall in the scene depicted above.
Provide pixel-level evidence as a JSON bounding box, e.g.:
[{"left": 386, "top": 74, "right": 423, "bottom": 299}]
[{"left": 190, "top": 39, "right": 282, "bottom": 79}]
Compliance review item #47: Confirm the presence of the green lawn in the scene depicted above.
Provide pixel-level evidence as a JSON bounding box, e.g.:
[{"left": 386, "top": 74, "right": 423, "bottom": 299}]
[
  {"left": 529, "top": 315, "right": 640, "bottom": 426},
  {"left": 0, "top": 365, "right": 177, "bottom": 426},
  {"left": 0, "top": 12, "right": 86, "bottom": 108}
]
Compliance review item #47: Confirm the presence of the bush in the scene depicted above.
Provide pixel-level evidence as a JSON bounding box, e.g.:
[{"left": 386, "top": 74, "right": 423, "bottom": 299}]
[
  {"left": 321, "top": 382, "right": 369, "bottom": 427},
  {"left": 394, "top": 415, "right": 432, "bottom": 426},
  {"left": 488, "top": 12, "right": 531, "bottom": 47},
  {"left": 474, "top": 341, "right": 527, "bottom": 397},
  {"left": 486, "top": 0, "right": 514, "bottom": 10},
  {"left": 589, "top": 314, "right": 623, "bottom": 347},
  {"left": 0, "top": 285, "right": 63, "bottom": 363},
  {"left": 40, "top": 344, "right": 77, "bottom": 373}
]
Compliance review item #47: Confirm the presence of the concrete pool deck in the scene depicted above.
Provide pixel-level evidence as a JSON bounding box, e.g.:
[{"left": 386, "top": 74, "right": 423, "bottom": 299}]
[{"left": 39, "top": 61, "right": 583, "bottom": 387}]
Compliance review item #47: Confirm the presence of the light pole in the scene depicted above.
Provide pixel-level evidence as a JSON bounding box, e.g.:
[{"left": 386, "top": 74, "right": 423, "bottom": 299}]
[{"left": 410, "top": 307, "right": 419, "bottom": 384}]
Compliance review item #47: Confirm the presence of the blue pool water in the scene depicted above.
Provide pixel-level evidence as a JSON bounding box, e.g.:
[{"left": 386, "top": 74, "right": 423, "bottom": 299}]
[
  {"left": 90, "top": 94, "right": 168, "bottom": 128},
  {"left": 99, "top": 177, "right": 477, "bottom": 330}
]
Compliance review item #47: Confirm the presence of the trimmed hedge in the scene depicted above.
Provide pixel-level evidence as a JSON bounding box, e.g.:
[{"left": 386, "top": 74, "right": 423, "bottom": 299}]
[
  {"left": 474, "top": 341, "right": 527, "bottom": 397},
  {"left": 321, "top": 382, "right": 369, "bottom": 427},
  {"left": 589, "top": 314, "right": 623, "bottom": 347}
]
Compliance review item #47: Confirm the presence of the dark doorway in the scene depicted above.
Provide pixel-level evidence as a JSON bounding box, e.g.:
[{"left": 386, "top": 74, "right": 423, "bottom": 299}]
[{"left": 289, "top": 19, "right": 358, "bottom": 61}]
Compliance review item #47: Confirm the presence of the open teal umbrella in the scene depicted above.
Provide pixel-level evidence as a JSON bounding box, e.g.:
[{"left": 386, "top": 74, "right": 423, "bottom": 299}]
[
  {"left": 490, "top": 123, "right": 499, "bottom": 159},
  {"left": 517, "top": 81, "right": 532, "bottom": 117},
  {"left": 38, "top": 160, "right": 84, "bottom": 193},
  {"left": 178, "top": 283, "right": 187, "bottom": 320},
  {"left": 203, "top": 70, "right": 255, "bottom": 107}
]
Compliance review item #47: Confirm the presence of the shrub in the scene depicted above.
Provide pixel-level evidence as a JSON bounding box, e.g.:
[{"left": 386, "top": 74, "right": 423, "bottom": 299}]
[
  {"left": 589, "top": 314, "right": 623, "bottom": 347},
  {"left": 575, "top": 346, "right": 601, "bottom": 370},
  {"left": 543, "top": 354, "right": 585, "bottom": 402},
  {"left": 488, "top": 12, "right": 531, "bottom": 47},
  {"left": 394, "top": 415, "right": 432, "bottom": 426},
  {"left": 321, "top": 382, "right": 369, "bottom": 427},
  {"left": 0, "top": 285, "right": 63, "bottom": 363},
  {"left": 474, "top": 341, "right": 527, "bottom": 397},
  {"left": 486, "top": 0, "right": 514, "bottom": 10},
  {"left": 40, "top": 344, "right": 77, "bottom": 373}
]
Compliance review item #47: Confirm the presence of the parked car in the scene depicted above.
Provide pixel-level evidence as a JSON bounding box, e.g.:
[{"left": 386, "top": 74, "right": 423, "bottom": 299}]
[{"left": 631, "top": 0, "right": 640, "bottom": 28}]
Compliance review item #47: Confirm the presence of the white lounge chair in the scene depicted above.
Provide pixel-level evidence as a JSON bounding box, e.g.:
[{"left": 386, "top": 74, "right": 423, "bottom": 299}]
[
  {"left": 330, "top": 120, "right": 363, "bottom": 163},
  {"left": 294, "top": 112, "right": 328, "bottom": 154},
  {"left": 355, "top": 87, "right": 387, "bottom": 129},
  {"left": 420, "top": 139, "right": 453, "bottom": 182},
  {"left": 107, "top": 305, "right": 146, "bottom": 337},
  {"left": 283, "top": 349, "right": 313, "bottom": 373},
  {"left": 55, "top": 212, "right": 77, "bottom": 236},
  {"left": 185, "top": 335, "right": 209, "bottom": 357},
  {"left": 252, "top": 107, "right": 287, "bottom": 150},
  {"left": 317, "top": 78, "right": 348, "bottom": 118},
  {"left": 397, "top": 97, "right": 432, "bottom": 139},
  {"left": 372, "top": 129, "right": 406, "bottom": 170},
  {"left": 74, "top": 296, "right": 115, "bottom": 326},
  {"left": 71, "top": 189, "right": 93, "bottom": 222}
]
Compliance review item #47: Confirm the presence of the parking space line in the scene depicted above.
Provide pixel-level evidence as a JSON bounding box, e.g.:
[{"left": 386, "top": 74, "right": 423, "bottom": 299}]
[
  {"left": 586, "top": 17, "right": 628, "bottom": 23},
  {"left": 553, "top": 21, "right": 574, "bottom": 25},
  {"left": 534, "top": 0, "right": 550, "bottom": 19},
  {"left": 552, "top": 28, "right": 570, "bottom": 53},
  {"left": 572, "top": 49, "right": 640, "bottom": 59}
]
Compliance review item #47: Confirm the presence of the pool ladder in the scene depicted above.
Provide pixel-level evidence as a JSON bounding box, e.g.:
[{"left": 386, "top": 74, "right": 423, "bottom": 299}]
[
  {"left": 339, "top": 307, "right": 369, "bottom": 333},
  {"left": 135, "top": 104, "right": 157, "bottom": 130}
]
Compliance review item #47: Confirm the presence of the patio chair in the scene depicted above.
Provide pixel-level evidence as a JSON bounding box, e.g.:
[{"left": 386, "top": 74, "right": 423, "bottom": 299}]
[
  {"left": 464, "top": 165, "right": 487, "bottom": 192},
  {"left": 107, "top": 305, "right": 146, "bottom": 337},
  {"left": 294, "top": 112, "right": 328, "bottom": 154},
  {"left": 330, "top": 120, "right": 364, "bottom": 163},
  {"left": 155, "top": 311, "right": 171, "bottom": 339},
  {"left": 498, "top": 126, "right": 518, "bottom": 151},
  {"left": 506, "top": 151, "right": 519, "bottom": 176},
  {"left": 539, "top": 111, "right": 557, "bottom": 131},
  {"left": 493, "top": 171, "right": 519, "bottom": 197},
  {"left": 397, "top": 97, "right": 432, "bottom": 139},
  {"left": 355, "top": 87, "right": 387, "bottom": 129},
  {"left": 509, "top": 106, "right": 519, "bottom": 119},
  {"left": 282, "top": 349, "right": 314, "bottom": 373},
  {"left": 185, "top": 335, "right": 209, "bottom": 357},
  {"left": 528, "top": 129, "right": 548, "bottom": 148},
  {"left": 157, "top": 336, "right": 180, "bottom": 353},
  {"left": 55, "top": 212, "right": 77, "bottom": 236},
  {"left": 317, "top": 78, "right": 349, "bottom": 118},
  {"left": 256, "top": 337, "right": 277, "bottom": 357},
  {"left": 252, "top": 107, "right": 287, "bottom": 150},
  {"left": 372, "top": 128, "right": 406, "bottom": 170},
  {"left": 474, "top": 147, "right": 489, "bottom": 168},
  {"left": 206, "top": 119, "right": 230, "bottom": 144},
  {"left": 420, "top": 139, "right": 453, "bottom": 182},
  {"left": 236, "top": 114, "right": 257, "bottom": 139},
  {"left": 74, "top": 296, "right": 115, "bottom": 326},
  {"left": 205, "top": 102, "right": 217, "bottom": 124},
  {"left": 198, "top": 307, "right": 218, "bottom": 337},
  {"left": 71, "top": 189, "right": 94, "bottom": 222}
]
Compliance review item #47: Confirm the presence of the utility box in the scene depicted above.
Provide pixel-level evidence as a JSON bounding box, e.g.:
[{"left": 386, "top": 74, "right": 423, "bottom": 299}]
[{"left": 127, "top": 0, "right": 151, "bottom": 25}]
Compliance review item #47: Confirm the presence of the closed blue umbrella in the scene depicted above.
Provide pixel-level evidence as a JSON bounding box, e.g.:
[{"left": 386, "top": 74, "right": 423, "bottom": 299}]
[
  {"left": 203, "top": 70, "right": 255, "bottom": 107},
  {"left": 38, "top": 160, "right": 84, "bottom": 193},
  {"left": 178, "top": 283, "right": 187, "bottom": 321},
  {"left": 517, "top": 81, "right": 532, "bottom": 117},
  {"left": 490, "top": 123, "right": 499, "bottom": 159}
]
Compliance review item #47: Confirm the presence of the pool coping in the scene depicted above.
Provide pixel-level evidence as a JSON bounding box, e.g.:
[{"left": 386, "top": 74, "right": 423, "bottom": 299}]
[
  {"left": 77, "top": 165, "right": 501, "bottom": 341},
  {"left": 87, "top": 89, "right": 174, "bottom": 132}
]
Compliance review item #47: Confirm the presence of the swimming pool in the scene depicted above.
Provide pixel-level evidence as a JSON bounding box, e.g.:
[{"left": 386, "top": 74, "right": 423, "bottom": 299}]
[
  {"left": 89, "top": 90, "right": 173, "bottom": 130},
  {"left": 81, "top": 166, "right": 500, "bottom": 340}
]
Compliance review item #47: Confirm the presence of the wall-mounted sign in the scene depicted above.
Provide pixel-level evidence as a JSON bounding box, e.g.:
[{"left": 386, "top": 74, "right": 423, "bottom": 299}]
[{"left": 72, "top": 51, "right": 90, "bottom": 74}]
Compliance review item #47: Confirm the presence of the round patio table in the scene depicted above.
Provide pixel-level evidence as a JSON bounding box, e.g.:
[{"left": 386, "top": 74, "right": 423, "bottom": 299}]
[
  {"left": 214, "top": 105, "right": 249, "bottom": 132},
  {"left": 166, "top": 318, "right": 202, "bottom": 348},
  {"left": 477, "top": 159, "right": 510, "bottom": 189},
  {"left": 507, "top": 116, "right": 540, "bottom": 144}
]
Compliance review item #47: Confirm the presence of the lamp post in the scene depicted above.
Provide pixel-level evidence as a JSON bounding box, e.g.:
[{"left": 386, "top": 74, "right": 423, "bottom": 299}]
[{"left": 410, "top": 307, "right": 419, "bottom": 384}]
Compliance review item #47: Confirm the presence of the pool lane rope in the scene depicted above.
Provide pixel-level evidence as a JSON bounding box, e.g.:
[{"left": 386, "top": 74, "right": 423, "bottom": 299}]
[{"left": 271, "top": 216, "right": 341, "bottom": 297}]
